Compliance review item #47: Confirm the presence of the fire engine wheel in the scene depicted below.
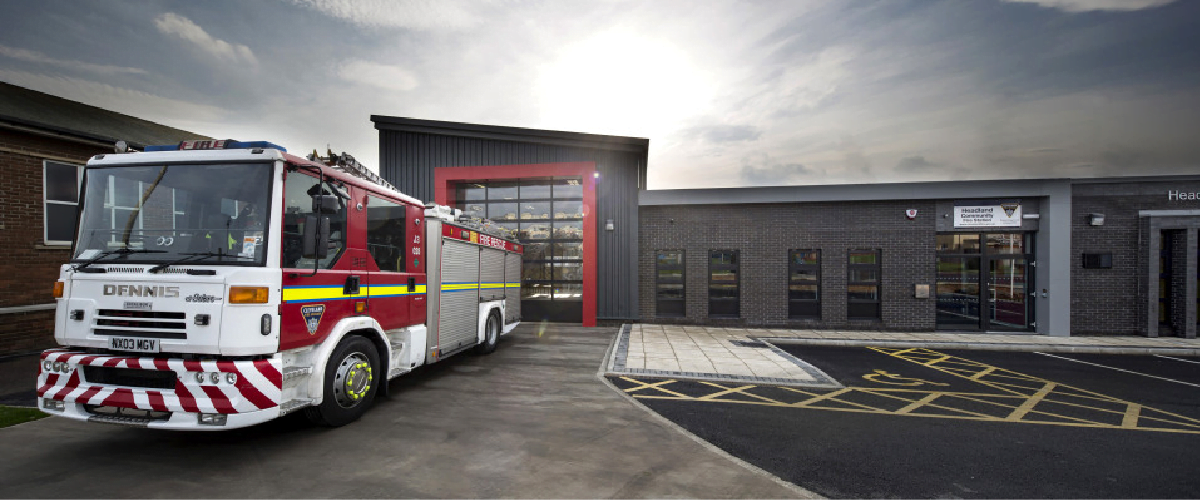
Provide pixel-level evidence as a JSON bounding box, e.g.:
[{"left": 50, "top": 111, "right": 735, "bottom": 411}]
[
  {"left": 474, "top": 312, "right": 499, "bottom": 355},
  {"left": 305, "top": 335, "right": 380, "bottom": 427}
]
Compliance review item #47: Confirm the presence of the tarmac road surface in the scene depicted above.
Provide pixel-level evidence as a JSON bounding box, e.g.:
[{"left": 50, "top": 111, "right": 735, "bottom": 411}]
[{"left": 0, "top": 325, "right": 806, "bottom": 499}]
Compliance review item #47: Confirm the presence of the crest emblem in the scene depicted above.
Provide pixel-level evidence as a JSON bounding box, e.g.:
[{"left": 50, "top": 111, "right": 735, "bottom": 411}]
[
  {"left": 905, "top": 209, "right": 918, "bottom": 220},
  {"left": 300, "top": 304, "right": 325, "bottom": 334},
  {"left": 1000, "top": 203, "right": 1019, "bottom": 217}
]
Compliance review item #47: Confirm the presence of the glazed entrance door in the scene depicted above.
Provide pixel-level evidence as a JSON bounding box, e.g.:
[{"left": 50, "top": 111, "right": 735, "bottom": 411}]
[
  {"left": 987, "top": 257, "right": 1030, "bottom": 330},
  {"left": 935, "top": 256, "right": 981, "bottom": 329},
  {"left": 936, "top": 233, "right": 1033, "bottom": 331}
]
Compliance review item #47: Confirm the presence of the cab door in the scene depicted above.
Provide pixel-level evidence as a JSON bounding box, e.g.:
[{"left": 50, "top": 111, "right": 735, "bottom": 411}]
[
  {"left": 279, "top": 170, "right": 365, "bottom": 350},
  {"left": 364, "top": 195, "right": 426, "bottom": 332}
]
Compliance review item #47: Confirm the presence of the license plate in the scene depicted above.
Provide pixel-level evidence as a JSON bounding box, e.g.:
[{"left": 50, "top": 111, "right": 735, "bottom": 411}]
[{"left": 109, "top": 337, "right": 160, "bottom": 353}]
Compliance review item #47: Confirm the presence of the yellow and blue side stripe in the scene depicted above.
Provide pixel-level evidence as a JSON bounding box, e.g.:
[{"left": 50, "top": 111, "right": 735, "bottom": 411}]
[
  {"left": 282, "top": 284, "right": 427, "bottom": 304},
  {"left": 440, "top": 282, "right": 521, "bottom": 293},
  {"left": 282, "top": 282, "right": 520, "bottom": 303}
]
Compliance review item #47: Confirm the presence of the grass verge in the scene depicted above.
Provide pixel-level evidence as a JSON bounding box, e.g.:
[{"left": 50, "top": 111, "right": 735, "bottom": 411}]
[{"left": 0, "top": 405, "right": 47, "bottom": 428}]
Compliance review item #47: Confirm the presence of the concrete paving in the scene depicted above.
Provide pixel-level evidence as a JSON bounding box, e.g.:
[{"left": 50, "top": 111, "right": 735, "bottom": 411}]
[
  {"left": 604, "top": 323, "right": 1200, "bottom": 386},
  {"left": 0, "top": 324, "right": 809, "bottom": 499}
]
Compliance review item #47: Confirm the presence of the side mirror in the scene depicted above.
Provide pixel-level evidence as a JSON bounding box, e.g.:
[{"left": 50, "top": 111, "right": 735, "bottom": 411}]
[
  {"left": 312, "top": 195, "right": 341, "bottom": 214},
  {"left": 301, "top": 215, "right": 331, "bottom": 259}
]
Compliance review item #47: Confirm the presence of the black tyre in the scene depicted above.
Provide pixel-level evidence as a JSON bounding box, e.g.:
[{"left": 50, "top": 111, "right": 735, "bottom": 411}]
[
  {"left": 304, "top": 335, "right": 380, "bottom": 427},
  {"left": 474, "top": 312, "right": 500, "bottom": 355}
]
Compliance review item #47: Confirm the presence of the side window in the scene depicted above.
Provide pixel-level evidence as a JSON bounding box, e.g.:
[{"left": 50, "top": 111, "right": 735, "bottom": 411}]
[
  {"left": 282, "top": 172, "right": 347, "bottom": 269},
  {"left": 366, "top": 195, "right": 406, "bottom": 272}
]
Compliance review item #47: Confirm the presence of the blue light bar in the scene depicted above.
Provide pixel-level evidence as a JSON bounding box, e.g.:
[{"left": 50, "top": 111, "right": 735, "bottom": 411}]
[{"left": 142, "top": 140, "right": 287, "bottom": 152}]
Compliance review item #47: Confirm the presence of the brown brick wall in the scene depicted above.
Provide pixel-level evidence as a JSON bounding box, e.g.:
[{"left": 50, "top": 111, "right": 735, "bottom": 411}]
[{"left": 0, "top": 127, "right": 107, "bottom": 355}]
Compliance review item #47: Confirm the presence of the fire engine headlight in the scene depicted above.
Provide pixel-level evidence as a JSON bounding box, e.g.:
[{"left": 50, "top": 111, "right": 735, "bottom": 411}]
[
  {"left": 229, "top": 286, "right": 269, "bottom": 304},
  {"left": 43, "top": 398, "right": 65, "bottom": 412},
  {"left": 226, "top": 373, "right": 238, "bottom": 384},
  {"left": 43, "top": 360, "right": 52, "bottom": 372},
  {"left": 195, "top": 372, "right": 205, "bottom": 383},
  {"left": 210, "top": 372, "right": 220, "bottom": 384}
]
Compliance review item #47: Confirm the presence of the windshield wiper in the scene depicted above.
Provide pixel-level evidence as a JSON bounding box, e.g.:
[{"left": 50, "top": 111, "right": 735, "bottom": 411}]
[
  {"left": 73, "top": 248, "right": 168, "bottom": 272},
  {"left": 147, "top": 251, "right": 253, "bottom": 274}
]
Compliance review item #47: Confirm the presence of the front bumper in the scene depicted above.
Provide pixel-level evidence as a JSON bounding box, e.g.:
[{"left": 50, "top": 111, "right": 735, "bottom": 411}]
[{"left": 37, "top": 349, "right": 283, "bottom": 431}]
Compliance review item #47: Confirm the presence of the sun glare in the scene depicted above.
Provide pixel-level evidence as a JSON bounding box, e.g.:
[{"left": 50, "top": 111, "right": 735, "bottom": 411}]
[{"left": 536, "top": 32, "right": 713, "bottom": 138}]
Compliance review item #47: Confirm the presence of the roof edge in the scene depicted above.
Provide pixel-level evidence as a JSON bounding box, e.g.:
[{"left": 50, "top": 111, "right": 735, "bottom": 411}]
[{"left": 371, "top": 115, "right": 649, "bottom": 152}]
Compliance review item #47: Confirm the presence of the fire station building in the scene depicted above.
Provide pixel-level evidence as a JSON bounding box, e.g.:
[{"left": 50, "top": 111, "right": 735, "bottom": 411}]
[{"left": 374, "top": 116, "right": 1199, "bottom": 338}]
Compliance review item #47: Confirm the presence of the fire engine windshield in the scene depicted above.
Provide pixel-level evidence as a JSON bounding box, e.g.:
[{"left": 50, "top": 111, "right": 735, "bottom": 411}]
[{"left": 71, "top": 163, "right": 273, "bottom": 266}]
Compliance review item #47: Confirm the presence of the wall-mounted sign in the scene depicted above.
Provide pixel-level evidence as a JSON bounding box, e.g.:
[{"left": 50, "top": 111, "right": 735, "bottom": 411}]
[
  {"left": 954, "top": 202, "right": 1021, "bottom": 227},
  {"left": 905, "top": 209, "right": 918, "bottom": 220},
  {"left": 1168, "top": 190, "right": 1200, "bottom": 201}
]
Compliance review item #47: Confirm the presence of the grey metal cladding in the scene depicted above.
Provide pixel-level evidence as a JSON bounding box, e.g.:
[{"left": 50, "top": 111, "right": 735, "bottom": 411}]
[
  {"left": 505, "top": 252, "right": 521, "bottom": 323},
  {"left": 377, "top": 128, "right": 646, "bottom": 321},
  {"left": 439, "top": 240, "right": 480, "bottom": 351},
  {"left": 479, "top": 248, "right": 506, "bottom": 302}
]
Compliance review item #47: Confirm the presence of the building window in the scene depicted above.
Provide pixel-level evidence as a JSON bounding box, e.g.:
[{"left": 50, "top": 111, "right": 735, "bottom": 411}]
[
  {"left": 847, "top": 249, "right": 880, "bottom": 319},
  {"left": 456, "top": 178, "right": 584, "bottom": 303},
  {"left": 656, "top": 250, "right": 685, "bottom": 317},
  {"left": 789, "top": 250, "right": 820, "bottom": 319},
  {"left": 43, "top": 160, "right": 83, "bottom": 245},
  {"left": 709, "top": 250, "right": 739, "bottom": 318}
]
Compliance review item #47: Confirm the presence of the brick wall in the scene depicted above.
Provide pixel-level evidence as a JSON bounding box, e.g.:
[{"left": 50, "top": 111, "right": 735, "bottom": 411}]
[
  {"left": 1070, "top": 180, "right": 1200, "bottom": 336},
  {"left": 638, "top": 201, "right": 938, "bottom": 330},
  {"left": 0, "top": 128, "right": 106, "bottom": 355}
]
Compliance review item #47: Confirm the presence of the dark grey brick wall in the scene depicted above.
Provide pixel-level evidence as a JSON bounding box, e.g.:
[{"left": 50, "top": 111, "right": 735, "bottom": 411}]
[
  {"left": 638, "top": 201, "right": 937, "bottom": 330},
  {"left": 1071, "top": 180, "right": 1200, "bottom": 335},
  {"left": 1169, "top": 230, "right": 1189, "bottom": 334}
]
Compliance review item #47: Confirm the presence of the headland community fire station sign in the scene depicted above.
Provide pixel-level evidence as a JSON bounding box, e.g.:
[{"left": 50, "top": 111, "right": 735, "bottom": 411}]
[{"left": 954, "top": 202, "right": 1022, "bottom": 227}]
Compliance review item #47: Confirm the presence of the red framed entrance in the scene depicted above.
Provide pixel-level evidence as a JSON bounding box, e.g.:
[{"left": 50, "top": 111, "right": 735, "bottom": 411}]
[{"left": 434, "top": 162, "right": 597, "bottom": 327}]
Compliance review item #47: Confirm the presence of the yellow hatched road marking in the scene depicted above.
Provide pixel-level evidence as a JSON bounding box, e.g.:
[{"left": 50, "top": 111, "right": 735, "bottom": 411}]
[{"left": 620, "top": 347, "right": 1200, "bottom": 435}]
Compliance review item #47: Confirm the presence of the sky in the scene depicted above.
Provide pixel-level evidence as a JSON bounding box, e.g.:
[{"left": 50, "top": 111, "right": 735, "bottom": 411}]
[{"left": 0, "top": 0, "right": 1197, "bottom": 189}]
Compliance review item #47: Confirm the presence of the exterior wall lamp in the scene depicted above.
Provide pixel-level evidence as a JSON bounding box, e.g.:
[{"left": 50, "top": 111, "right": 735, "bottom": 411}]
[
  {"left": 605, "top": 219, "right": 615, "bottom": 231},
  {"left": 1088, "top": 213, "right": 1105, "bottom": 226}
]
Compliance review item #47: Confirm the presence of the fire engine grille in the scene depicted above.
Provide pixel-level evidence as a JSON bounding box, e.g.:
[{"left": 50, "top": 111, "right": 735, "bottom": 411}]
[
  {"left": 83, "top": 366, "right": 178, "bottom": 389},
  {"left": 84, "top": 404, "right": 172, "bottom": 422},
  {"left": 93, "top": 309, "right": 188, "bottom": 339}
]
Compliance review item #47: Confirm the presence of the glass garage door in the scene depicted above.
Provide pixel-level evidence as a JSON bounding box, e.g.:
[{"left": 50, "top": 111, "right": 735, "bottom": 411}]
[{"left": 457, "top": 178, "right": 584, "bottom": 323}]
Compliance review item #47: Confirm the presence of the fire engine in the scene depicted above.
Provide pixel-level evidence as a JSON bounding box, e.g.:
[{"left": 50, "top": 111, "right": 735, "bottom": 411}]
[{"left": 36, "top": 140, "right": 523, "bottom": 429}]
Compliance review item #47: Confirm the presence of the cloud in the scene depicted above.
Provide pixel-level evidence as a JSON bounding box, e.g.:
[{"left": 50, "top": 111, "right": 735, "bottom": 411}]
[
  {"left": 337, "top": 60, "right": 419, "bottom": 91},
  {"left": 284, "top": 0, "right": 484, "bottom": 30},
  {"left": 0, "top": 45, "right": 146, "bottom": 75},
  {"left": 685, "top": 124, "right": 762, "bottom": 144},
  {"left": 1003, "top": 0, "right": 1176, "bottom": 12},
  {"left": 154, "top": 13, "right": 258, "bottom": 66},
  {"left": 740, "top": 152, "right": 822, "bottom": 186}
]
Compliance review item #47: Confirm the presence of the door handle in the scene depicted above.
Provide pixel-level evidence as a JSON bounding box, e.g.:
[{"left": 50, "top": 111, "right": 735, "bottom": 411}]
[
  {"left": 407, "top": 277, "right": 415, "bottom": 293},
  {"left": 344, "top": 275, "right": 361, "bottom": 295}
]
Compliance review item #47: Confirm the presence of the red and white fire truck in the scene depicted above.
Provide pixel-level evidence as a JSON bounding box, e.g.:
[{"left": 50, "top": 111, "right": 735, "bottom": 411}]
[{"left": 37, "top": 140, "right": 522, "bottom": 429}]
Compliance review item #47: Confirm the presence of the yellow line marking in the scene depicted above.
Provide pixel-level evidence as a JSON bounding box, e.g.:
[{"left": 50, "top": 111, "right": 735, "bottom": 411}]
[
  {"left": 620, "top": 377, "right": 687, "bottom": 398},
  {"left": 794, "top": 387, "right": 854, "bottom": 407},
  {"left": 1123, "top": 404, "right": 1142, "bottom": 428},
  {"left": 1008, "top": 381, "right": 1056, "bottom": 422},
  {"left": 895, "top": 393, "right": 943, "bottom": 414},
  {"left": 696, "top": 382, "right": 779, "bottom": 404}
]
